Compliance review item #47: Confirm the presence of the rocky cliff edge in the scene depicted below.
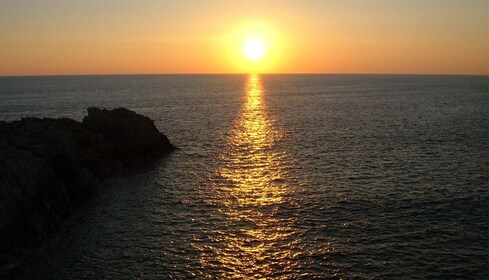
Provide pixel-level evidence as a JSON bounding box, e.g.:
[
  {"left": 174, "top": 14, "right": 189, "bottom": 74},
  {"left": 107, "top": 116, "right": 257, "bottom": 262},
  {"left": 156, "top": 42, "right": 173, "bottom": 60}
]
[{"left": 0, "top": 107, "right": 175, "bottom": 269}]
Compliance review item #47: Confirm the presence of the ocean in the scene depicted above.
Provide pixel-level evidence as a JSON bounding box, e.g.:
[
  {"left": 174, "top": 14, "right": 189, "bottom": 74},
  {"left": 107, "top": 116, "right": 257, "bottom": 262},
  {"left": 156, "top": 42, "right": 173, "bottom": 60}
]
[{"left": 0, "top": 74, "right": 487, "bottom": 279}]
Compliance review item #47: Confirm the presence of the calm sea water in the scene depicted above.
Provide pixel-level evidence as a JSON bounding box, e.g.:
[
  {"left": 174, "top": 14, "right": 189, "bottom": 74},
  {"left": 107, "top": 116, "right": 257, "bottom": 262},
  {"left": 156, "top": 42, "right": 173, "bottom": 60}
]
[{"left": 0, "top": 74, "right": 488, "bottom": 279}]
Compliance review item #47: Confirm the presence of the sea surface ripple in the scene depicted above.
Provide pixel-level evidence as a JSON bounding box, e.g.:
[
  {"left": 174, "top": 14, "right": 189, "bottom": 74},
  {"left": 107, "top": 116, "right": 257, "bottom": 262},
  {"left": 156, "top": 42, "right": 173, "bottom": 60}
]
[{"left": 0, "top": 74, "right": 487, "bottom": 279}]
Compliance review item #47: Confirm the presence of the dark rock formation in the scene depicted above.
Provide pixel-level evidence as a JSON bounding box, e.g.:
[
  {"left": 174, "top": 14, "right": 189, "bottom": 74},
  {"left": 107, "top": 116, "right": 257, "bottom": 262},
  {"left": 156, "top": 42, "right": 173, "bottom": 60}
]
[
  {"left": 0, "top": 108, "right": 175, "bottom": 270},
  {"left": 83, "top": 107, "right": 174, "bottom": 165}
]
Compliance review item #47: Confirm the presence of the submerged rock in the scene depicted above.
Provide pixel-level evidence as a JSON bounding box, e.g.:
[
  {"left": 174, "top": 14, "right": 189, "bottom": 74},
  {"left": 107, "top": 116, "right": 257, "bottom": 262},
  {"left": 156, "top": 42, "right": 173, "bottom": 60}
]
[{"left": 0, "top": 108, "right": 175, "bottom": 270}]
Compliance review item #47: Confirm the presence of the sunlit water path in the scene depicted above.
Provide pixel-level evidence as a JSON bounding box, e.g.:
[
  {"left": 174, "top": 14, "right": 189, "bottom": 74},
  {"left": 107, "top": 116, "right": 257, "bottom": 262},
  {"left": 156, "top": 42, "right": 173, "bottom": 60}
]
[
  {"left": 195, "top": 75, "right": 308, "bottom": 278},
  {"left": 1, "top": 74, "right": 487, "bottom": 279}
]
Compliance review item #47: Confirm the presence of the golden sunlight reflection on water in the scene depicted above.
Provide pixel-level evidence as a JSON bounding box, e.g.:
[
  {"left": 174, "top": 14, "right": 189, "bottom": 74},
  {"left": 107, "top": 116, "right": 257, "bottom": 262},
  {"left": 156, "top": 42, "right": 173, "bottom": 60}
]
[{"left": 195, "top": 75, "right": 304, "bottom": 279}]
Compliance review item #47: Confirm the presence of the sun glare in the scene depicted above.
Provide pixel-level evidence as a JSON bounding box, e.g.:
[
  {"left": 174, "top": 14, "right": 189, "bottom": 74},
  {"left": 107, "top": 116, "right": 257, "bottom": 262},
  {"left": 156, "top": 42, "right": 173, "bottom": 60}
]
[
  {"left": 243, "top": 39, "right": 266, "bottom": 61},
  {"left": 224, "top": 20, "right": 282, "bottom": 72}
]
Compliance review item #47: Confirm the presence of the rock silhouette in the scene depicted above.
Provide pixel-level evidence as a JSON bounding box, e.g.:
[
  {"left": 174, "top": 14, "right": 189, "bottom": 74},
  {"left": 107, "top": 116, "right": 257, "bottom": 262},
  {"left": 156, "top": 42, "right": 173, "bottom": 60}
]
[{"left": 0, "top": 108, "right": 175, "bottom": 269}]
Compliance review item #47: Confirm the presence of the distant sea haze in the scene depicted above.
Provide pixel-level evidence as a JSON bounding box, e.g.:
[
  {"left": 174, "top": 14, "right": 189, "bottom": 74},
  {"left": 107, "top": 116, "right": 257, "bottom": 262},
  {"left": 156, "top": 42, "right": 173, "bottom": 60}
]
[{"left": 1, "top": 74, "right": 487, "bottom": 279}]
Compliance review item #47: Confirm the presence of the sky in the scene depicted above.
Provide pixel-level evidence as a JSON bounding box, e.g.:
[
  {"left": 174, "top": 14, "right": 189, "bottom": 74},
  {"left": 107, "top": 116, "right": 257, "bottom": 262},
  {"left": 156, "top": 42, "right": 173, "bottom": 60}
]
[{"left": 0, "top": 0, "right": 488, "bottom": 75}]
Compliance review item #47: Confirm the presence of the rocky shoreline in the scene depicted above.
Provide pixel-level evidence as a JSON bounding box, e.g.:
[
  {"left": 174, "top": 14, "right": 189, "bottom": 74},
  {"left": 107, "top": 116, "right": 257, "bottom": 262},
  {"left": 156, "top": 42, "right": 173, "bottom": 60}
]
[{"left": 0, "top": 107, "right": 175, "bottom": 270}]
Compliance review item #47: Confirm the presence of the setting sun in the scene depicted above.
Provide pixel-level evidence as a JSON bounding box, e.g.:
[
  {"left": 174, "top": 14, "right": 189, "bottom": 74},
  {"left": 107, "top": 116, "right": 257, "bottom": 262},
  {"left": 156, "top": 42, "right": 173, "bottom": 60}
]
[
  {"left": 222, "top": 20, "right": 283, "bottom": 73},
  {"left": 243, "top": 39, "right": 266, "bottom": 61}
]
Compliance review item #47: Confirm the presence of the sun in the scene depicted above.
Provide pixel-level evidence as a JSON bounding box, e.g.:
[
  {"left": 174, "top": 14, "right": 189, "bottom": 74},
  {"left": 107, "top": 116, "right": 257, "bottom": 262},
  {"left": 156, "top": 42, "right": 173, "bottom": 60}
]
[{"left": 243, "top": 38, "right": 266, "bottom": 61}]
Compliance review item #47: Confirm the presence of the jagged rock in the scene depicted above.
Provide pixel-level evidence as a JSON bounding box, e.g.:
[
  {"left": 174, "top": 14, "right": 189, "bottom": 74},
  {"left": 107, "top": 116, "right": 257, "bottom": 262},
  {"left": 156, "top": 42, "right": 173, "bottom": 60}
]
[
  {"left": 0, "top": 141, "right": 70, "bottom": 266},
  {"left": 3, "top": 117, "right": 121, "bottom": 202},
  {"left": 0, "top": 108, "right": 175, "bottom": 270},
  {"left": 83, "top": 107, "right": 175, "bottom": 165}
]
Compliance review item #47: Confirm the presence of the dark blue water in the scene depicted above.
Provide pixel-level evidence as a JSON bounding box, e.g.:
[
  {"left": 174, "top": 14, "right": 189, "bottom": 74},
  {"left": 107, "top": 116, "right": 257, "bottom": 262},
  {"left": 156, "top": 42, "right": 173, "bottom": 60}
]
[{"left": 1, "top": 74, "right": 488, "bottom": 279}]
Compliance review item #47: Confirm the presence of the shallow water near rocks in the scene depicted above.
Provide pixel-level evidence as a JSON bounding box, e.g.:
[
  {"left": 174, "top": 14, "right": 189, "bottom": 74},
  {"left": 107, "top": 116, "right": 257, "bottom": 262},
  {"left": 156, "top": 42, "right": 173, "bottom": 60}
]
[{"left": 1, "top": 74, "right": 488, "bottom": 279}]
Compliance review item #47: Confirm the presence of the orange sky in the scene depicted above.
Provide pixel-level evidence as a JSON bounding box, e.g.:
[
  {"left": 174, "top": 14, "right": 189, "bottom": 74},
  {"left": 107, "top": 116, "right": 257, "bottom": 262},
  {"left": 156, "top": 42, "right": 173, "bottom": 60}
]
[{"left": 0, "top": 0, "right": 488, "bottom": 76}]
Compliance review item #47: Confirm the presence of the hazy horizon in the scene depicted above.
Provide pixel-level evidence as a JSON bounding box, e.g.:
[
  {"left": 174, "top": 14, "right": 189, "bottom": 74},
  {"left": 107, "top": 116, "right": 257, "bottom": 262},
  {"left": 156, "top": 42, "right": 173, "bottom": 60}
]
[{"left": 1, "top": 72, "right": 489, "bottom": 78}]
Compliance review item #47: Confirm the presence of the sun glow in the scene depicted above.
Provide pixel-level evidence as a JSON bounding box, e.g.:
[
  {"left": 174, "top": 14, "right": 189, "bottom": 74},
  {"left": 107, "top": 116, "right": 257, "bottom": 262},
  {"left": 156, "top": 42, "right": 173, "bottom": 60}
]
[
  {"left": 221, "top": 20, "right": 284, "bottom": 73},
  {"left": 243, "top": 39, "right": 266, "bottom": 61}
]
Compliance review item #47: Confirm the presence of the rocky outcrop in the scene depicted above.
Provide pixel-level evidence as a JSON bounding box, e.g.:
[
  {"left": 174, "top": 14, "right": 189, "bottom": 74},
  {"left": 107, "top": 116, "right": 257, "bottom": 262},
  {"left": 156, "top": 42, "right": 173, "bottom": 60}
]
[
  {"left": 0, "top": 108, "right": 175, "bottom": 269},
  {"left": 83, "top": 107, "right": 174, "bottom": 165}
]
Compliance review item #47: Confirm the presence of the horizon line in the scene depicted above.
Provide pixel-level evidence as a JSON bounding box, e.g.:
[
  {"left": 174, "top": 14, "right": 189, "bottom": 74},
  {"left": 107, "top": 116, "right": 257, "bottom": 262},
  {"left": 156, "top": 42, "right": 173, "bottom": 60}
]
[{"left": 1, "top": 72, "right": 488, "bottom": 78}]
